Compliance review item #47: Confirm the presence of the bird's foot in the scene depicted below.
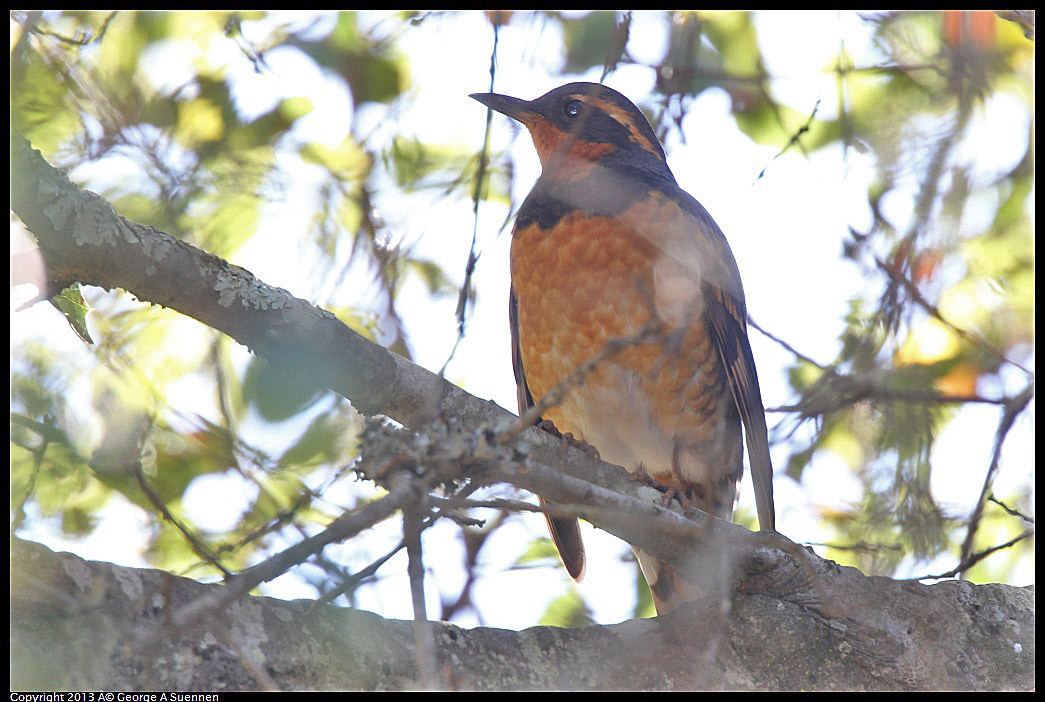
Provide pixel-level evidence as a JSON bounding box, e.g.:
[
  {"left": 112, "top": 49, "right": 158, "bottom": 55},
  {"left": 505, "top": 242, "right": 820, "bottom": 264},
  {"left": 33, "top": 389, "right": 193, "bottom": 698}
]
[
  {"left": 632, "top": 468, "right": 692, "bottom": 510},
  {"left": 538, "top": 419, "right": 601, "bottom": 460}
]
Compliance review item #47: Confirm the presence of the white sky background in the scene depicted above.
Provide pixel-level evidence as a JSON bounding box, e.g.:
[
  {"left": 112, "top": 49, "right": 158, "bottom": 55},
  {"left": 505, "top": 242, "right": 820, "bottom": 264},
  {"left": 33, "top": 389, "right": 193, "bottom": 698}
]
[{"left": 11, "top": 11, "right": 1034, "bottom": 630}]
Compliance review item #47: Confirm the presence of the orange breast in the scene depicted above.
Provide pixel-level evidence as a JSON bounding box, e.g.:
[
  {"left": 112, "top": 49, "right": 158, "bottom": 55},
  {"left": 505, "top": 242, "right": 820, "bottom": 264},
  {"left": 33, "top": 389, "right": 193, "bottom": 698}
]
[{"left": 511, "top": 193, "right": 740, "bottom": 499}]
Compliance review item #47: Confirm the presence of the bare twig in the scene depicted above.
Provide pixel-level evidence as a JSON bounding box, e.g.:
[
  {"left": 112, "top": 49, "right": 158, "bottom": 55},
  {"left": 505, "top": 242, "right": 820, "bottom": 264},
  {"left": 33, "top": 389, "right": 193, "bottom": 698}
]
[
  {"left": 806, "top": 540, "right": 903, "bottom": 554},
  {"left": 875, "top": 255, "right": 1032, "bottom": 375},
  {"left": 995, "top": 10, "right": 1035, "bottom": 40},
  {"left": 138, "top": 474, "right": 415, "bottom": 647},
  {"left": 772, "top": 368, "right": 1008, "bottom": 418},
  {"left": 753, "top": 99, "right": 820, "bottom": 184},
  {"left": 909, "top": 528, "right": 1034, "bottom": 582},
  {"left": 443, "top": 16, "right": 503, "bottom": 376},
  {"left": 748, "top": 315, "right": 826, "bottom": 370},
  {"left": 987, "top": 494, "right": 1034, "bottom": 524},
  {"left": 958, "top": 381, "right": 1035, "bottom": 577},
  {"left": 134, "top": 463, "right": 233, "bottom": 579},
  {"left": 310, "top": 540, "right": 406, "bottom": 610},
  {"left": 404, "top": 494, "right": 439, "bottom": 689}
]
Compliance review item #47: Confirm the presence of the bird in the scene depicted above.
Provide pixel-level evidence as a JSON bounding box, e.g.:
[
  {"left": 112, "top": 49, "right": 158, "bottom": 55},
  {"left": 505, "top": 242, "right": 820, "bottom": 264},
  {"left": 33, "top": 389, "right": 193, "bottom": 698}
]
[{"left": 470, "top": 82, "right": 775, "bottom": 615}]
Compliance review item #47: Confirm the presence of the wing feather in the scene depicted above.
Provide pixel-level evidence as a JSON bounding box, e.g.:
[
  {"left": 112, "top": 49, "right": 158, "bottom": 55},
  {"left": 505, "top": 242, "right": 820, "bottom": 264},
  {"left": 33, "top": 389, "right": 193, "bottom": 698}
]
[{"left": 702, "top": 283, "right": 776, "bottom": 531}]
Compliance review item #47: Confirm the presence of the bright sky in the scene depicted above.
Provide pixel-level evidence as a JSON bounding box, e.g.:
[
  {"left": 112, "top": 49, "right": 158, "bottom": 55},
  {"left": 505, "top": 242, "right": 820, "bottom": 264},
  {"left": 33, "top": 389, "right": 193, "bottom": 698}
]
[{"left": 11, "top": 11, "right": 1034, "bottom": 630}]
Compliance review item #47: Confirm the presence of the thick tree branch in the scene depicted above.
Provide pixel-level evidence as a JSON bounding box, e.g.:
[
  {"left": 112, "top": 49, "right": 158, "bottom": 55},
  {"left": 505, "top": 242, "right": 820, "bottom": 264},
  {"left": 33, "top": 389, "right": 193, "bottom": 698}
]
[{"left": 11, "top": 537, "right": 1034, "bottom": 690}]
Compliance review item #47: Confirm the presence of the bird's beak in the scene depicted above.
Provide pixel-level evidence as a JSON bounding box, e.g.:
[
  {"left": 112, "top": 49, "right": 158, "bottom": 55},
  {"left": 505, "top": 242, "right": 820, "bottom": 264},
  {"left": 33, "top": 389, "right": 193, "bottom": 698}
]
[{"left": 470, "top": 92, "right": 535, "bottom": 125}]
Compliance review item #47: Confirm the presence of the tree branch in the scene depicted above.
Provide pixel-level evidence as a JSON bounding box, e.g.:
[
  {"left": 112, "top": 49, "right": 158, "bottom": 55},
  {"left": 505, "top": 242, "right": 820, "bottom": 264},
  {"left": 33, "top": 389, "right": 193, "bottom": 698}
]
[{"left": 11, "top": 536, "right": 1034, "bottom": 690}]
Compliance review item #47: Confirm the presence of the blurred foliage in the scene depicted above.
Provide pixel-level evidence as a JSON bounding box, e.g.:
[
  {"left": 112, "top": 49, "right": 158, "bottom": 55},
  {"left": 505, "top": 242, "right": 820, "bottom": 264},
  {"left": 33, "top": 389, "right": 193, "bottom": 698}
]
[
  {"left": 773, "top": 10, "right": 1035, "bottom": 580},
  {"left": 9, "top": 10, "right": 422, "bottom": 580},
  {"left": 538, "top": 589, "right": 595, "bottom": 628},
  {"left": 10, "top": 10, "right": 1033, "bottom": 629}
]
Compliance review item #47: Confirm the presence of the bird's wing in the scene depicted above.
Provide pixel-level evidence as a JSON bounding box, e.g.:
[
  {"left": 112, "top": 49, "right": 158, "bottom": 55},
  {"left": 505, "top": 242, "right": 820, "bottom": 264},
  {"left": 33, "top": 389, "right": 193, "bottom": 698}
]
[{"left": 703, "top": 281, "right": 776, "bottom": 531}]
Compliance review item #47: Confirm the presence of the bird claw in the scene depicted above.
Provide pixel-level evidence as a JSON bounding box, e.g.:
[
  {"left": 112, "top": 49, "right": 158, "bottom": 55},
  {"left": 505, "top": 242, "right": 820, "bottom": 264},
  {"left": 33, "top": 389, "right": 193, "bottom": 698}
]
[
  {"left": 632, "top": 468, "right": 692, "bottom": 510},
  {"left": 536, "top": 418, "right": 563, "bottom": 438},
  {"left": 538, "top": 419, "right": 601, "bottom": 460}
]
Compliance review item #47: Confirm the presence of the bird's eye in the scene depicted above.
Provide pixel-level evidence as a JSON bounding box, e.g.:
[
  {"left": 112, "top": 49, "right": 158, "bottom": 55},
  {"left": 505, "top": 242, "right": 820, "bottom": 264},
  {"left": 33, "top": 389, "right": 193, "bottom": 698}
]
[{"left": 564, "top": 99, "right": 583, "bottom": 118}]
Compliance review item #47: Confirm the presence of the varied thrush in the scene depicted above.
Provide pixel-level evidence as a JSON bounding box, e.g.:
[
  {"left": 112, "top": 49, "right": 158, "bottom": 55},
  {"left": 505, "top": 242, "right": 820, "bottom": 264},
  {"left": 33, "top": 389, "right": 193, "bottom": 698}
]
[{"left": 471, "top": 82, "right": 776, "bottom": 615}]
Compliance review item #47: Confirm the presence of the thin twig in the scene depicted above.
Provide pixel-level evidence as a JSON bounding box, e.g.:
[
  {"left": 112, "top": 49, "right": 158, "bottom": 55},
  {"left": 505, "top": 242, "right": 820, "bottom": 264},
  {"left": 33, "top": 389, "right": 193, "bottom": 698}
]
[
  {"left": 875, "top": 255, "right": 1032, "bottom": 375},
  {"left": 134, "top": 463, "right": 233, "bottom": 578},
  {"left": 310, "top": 541, "right": 406, "bottom": 610},
  {"left": 138, "top": 476, "right": 415, "bottom": 648},
  {"left": 753, "top": 99, "right": 820, "bottom": 184},
  {"left": 442, "top": 19, "right": 502, "bottom": 376},
  {"left": 404, "top": 493, "right": 439, "bottom": 689},
  {"left": 805, "top": 540, "right": 903, "bottom": 553},
  {"left": 748, "top": 315, "right": 826, "bottom": 370},
  {"left": 987, "top": 494, "right": 1034, "bottom": 524},
  {"left": 908, "top": 528, "right": 1034, "bottom": 582},
  {"left": 958, "top": 381, "right": 1035, "bottom": 577}
]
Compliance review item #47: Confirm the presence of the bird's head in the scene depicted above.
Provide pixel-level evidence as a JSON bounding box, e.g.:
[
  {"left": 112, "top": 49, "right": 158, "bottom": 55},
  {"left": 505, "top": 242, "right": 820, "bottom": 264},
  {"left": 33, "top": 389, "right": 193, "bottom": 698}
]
[{"left": 471, "top": 82, "right": 669, "bottom": 178}]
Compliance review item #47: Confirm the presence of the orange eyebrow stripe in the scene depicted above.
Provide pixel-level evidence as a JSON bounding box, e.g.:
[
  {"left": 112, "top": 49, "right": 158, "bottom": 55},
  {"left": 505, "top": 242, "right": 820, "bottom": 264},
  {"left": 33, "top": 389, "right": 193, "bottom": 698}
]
[{"left": 587, "top": 97, "right": 661, "bottom": 157}]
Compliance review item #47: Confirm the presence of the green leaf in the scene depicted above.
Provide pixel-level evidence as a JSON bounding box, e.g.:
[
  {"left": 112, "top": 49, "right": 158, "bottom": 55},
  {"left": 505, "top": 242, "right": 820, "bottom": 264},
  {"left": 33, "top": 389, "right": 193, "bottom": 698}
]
[
  {"left": 538, "top": 589, "right": 594, "bottom": 627},
  {"left": 288, "top": 11, "right": 407, "bottom": 105},
  {"left": 10, "top": 51, "right": 81, "bottom": 154},
  {"left": 241, "top": 356, "right": 327, "bottom": 422},
  {"left": 562, "top": 11, "right": 620, "bottom": 75},
  {"left": 50, "top": 285, "right": 94, "bottom": 345},
  {"left": 279, "top": 411, "right": 354, "bottom": 469},
  {"left": 514, "top": 536, "right": 562, "bottom": 569}
]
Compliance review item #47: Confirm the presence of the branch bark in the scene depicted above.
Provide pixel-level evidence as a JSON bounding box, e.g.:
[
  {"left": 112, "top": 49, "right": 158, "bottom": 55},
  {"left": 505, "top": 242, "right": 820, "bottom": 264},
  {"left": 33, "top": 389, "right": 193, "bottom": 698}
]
[{"left": 11, "top": 537, "right": 1034, "bottom": 690}]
